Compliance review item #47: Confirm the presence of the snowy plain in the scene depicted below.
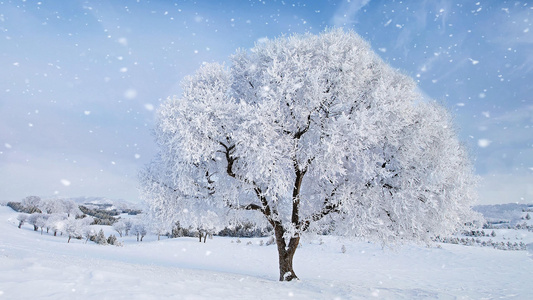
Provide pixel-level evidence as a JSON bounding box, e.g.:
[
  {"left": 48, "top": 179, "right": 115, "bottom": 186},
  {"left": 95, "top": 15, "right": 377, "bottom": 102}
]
[{"left": 1, "top": 205, "right": 532, "bottom": 300}]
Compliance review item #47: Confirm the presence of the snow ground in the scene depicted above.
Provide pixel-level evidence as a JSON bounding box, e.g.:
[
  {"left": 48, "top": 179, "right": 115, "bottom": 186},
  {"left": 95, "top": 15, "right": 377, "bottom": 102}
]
[{"left": 1, "top": 206, "right": 532, "bottom": 299}]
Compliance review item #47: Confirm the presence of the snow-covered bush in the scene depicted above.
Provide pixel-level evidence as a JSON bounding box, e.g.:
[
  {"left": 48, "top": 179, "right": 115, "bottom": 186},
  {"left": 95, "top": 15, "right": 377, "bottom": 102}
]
[
  {"left": 265, "top": 236, "right": 275, "bottom": 246},
  {"left": 434, "top": 236, "right": 527, "bottom": 251},
  {"left": 107, "top": 234, "right": 118, "bottom": 245},
  {"left": 95, "top": 229, "right": 107, "bottom": 245},
  {"left": 170, "top": 221, "right": 195, "bottom": 238},
  {"left": 217, "top": 222, "right": 271, "bottom": 238}
]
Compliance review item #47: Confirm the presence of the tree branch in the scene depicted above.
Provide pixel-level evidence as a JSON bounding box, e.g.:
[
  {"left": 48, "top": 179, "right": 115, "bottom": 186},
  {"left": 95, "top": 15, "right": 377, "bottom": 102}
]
[
  {"left": 219, "top": 141, "right": 277, "bottom": 227},
  {"left": 226, "top": 202, "right": 263, "bottom": 212},
  {"left": 298, "top": 183, "right": 342, "bottom": 232},
  {"left": 220, "top": 142, "right": 237, "bottom": 178},
  {"left": 299, "top": 200, "right": 340, "bottom": 232}
]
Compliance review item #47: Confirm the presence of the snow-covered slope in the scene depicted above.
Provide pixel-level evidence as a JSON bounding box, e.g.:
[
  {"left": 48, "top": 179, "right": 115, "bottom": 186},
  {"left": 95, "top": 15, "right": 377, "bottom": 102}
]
[{"left": 1, "top": 205, "right": 532, "bottom": 299}]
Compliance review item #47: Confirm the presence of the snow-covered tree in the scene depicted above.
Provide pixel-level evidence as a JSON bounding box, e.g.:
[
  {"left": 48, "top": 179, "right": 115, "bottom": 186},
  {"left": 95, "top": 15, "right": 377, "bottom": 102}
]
[
  {"left": 27, "top": 213, "right": 40, "bottom": 231},
  {"left": 144, "top": 210, "right": 173, "bottom": 241},
  {"left": 35, "top": 214, "right": 49, "bottom": 235},
  {"left": 65, "top": 216, "right": 92, "bottom": 243},
  {"left": 197, "top": 210, "right": 224, "bottom": 243},
  {"left": 17, "top": 214, "right": 27, "bottom": 228},
  {"left": 46, "top": 213, "right": 67, "bottom": 236},
  {"left": 84, "top": 227, "right": 96, "bottom": 243},
  {"left": 123, "top": 219, "right": 133, "bottom": 236},
  {"left": 21, "top": 196, "right": 42, "bottom": 213},
  {"left": 112, "top": 219, "right": 126, "bottom": 237},
  {"left": 140, "top": 29, "right": 479, "bottom": 281},
  {"left": 62, "top": 199, "right": 82, "bottom": 217},
  {"left": 131, "top": 220, "right": 147, "bottom": 242},
  {"left": 40, "top": 199, "right": 64, "bottom": 215}
]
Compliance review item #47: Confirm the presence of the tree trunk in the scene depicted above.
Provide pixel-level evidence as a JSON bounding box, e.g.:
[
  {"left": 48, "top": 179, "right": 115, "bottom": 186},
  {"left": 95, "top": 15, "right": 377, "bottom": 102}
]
[
  {"left": 68, "top": 236, "right": 71, "bottom": 243},
  {"left": 274, "top": 224, "right": 300, "bottom": 281}
]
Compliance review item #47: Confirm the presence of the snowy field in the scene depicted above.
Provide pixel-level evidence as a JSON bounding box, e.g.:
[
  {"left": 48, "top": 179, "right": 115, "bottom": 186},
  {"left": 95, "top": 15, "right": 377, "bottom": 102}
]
[{"left": 1, "top": 206, "right": 532, "bottom": 300}]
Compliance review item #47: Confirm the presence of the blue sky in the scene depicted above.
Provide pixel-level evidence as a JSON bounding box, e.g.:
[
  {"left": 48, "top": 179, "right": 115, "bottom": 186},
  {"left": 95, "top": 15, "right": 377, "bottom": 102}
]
[{"left": 0, "top": 0, "right": 531, "bottom": 205}]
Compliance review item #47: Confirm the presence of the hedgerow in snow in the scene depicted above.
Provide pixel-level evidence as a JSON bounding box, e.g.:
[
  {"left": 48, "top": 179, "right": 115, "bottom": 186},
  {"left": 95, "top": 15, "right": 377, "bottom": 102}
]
[{"left": 140, "top": 29, "right": 479, "bottom": 281}]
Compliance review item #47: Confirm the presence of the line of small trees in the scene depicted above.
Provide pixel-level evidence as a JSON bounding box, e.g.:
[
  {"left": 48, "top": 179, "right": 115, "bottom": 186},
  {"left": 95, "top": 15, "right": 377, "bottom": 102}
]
[
  {"left": 79, "top": 205, "right": 118, "bottom": 225},
  {"left": 144, "top": 217, "right": 272, "bottom": 243},
  {"left": 17, "top": 211, "right": 123, "bottom": 246},
  {"left": 434, "top": 236, "right": 527, "bottom": 251},
  {"left": 17, "top": 211, "right": 97, "bottom": 243},
  {"left": 461, "top": 230, "right": 497, "bottom": 238},
  {"left": 11, "top": 196, "right": 123, "bottom": 245},
  {"left": 112, "top": 219, "right": 147, "bottom": 242},
  {"left": 8, "top": 196, "right": 82, "bottom": 217},
  {"left": 483, "top": 221, "right": 533, "bottom": 231}
]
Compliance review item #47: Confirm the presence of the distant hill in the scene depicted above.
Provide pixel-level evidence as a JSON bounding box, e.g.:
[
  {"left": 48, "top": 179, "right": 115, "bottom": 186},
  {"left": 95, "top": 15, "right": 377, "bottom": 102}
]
[
  {"left": 473, "top": 203, "right": 533, "bottom": 226},
  {"left": 43, "top": 196, "right": 142, "bottom": 212}
]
